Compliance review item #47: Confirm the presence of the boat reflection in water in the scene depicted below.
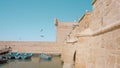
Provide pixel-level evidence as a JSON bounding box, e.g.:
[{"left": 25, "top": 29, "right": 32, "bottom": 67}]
[{"left": 0, "top": 55, "right": 62, "bottom": 68}]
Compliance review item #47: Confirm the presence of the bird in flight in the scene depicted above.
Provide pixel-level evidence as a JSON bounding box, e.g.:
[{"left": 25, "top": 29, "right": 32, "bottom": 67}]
[
  {"left": 40, "top": 29, "right": 43, "bottom": 32},
  {"left": 40, "top": 35, "right": 44, "bottom": 38}
]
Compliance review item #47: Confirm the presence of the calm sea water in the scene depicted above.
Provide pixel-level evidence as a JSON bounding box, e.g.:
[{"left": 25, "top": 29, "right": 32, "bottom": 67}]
[{"left": 0, "top": 55, "right": 63, "bottom": 68}]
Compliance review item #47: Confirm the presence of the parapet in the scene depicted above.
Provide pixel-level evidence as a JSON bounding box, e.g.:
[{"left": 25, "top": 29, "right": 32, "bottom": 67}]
[{"left": 54, "top": 18, "right": 58, "bottom": 26}]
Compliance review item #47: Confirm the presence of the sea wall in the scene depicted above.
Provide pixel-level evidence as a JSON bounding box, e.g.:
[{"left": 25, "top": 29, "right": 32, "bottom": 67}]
[
  {"left": 62, "top": 0, "right": 120, "bottom": 68},
  {"left": 0, "top": 41, "right": 61, "bottom": 54},
  {"left": 0, "top": 21, "right": 75, "bottom": 54}
]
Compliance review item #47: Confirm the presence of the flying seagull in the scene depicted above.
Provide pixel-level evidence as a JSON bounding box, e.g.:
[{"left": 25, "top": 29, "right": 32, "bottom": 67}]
[
  {"left": 40, "top": 29, "right": 43, "bottom": 32},
  {"left": 40, "top": 35, "right": 44, "bottom": 38}
]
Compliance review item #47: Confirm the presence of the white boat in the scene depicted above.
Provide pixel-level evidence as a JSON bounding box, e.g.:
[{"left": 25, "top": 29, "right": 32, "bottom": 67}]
[{"left": 39, "top": 54, "right": 52, "bottom": 60}]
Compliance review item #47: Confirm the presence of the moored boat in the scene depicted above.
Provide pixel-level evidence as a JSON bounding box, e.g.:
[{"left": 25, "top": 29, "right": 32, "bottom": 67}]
[
  {"left": 20, "top": 53, "right": 33, "bottom": 59},
  {"left": 26, "top": 53, "right": 33, "bottom": 59},
  {"left": 3, "top": 52, "right": 33, "bottom": 60},
  {"left": 10, "top": 52, "right": 19, "bottom": 59},
  {"left": 0, "top": 56, "right": 8, "bottom": 64},
  {"left": 39, "top": 54, "right": 52, "bottom": 60}
]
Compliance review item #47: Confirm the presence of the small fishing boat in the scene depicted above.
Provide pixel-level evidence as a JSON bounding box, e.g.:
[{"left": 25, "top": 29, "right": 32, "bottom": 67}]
[
  {"left": 20, "top": 55, "right": 27, "bottom": 60},
  {"left": 39, "top": 54, "right": 52, "bottom": 60},
  {"left": 0, "top": 56, "right": 8, "bottom": 64},
  {"left": 0, "top": 47, "right": 12, "bottom": 64},
  {"left": 20, "top": 53, "right": 33, "bottom": 59},
  {"left": 14, "top": 55, "right": 21, "bottom": 59},
  {"left": 26, "top": 53, "right": 33, "bottom": 59},
  {"left": 5, "top": 52, "right": 32, "bottom": 60},
  {"left": 10, "top": 52, "right": 19, "bottom": 59}
]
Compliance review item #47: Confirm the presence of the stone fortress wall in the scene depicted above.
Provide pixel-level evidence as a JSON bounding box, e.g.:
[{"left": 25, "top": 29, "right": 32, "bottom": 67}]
[
  {"left": 0, "top": 0, "right": 119, "bottom": 68},
  {"left": 0, "top": 19, "right": 75, "bottom": 54},
  {"left": 62, "top": 0, "right": 120, "bottom": 68}
]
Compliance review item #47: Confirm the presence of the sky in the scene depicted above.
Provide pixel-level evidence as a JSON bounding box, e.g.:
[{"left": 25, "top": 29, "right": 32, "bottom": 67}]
[{"left": 0, "top": 0, "right": 92, "bottom": 41}]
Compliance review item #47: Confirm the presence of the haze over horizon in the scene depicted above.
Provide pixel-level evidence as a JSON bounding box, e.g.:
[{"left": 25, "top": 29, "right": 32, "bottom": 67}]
[{"left": 0, "top": 0, "right": 92, "bottom": 41}]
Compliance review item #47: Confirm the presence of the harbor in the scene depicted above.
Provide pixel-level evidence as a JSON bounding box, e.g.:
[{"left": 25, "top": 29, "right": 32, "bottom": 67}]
[
  {"left": 0, "top": 0, "right": 119, "bottom": 68},
  {"left": 0, "top": 55, "right": 62, "bottom": 68},
  {"left": 0, "top": 47, "right": 62, "bottom": 68}
]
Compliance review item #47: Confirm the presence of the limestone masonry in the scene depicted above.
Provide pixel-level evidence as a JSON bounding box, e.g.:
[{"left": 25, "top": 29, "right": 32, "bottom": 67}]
[
  {"left": 62, "top": 0, "right": 120, "bottom": 68},
  {"left": 0, "top": 0, "right": 120, "bottom": 68}
]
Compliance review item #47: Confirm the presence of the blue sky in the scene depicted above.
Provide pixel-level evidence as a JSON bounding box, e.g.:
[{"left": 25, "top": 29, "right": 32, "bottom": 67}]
[{"left": 0, "top": 0, "right": 92, "bottom": 41}]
